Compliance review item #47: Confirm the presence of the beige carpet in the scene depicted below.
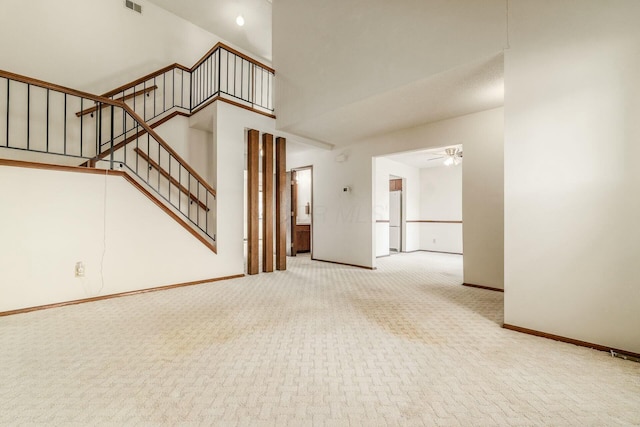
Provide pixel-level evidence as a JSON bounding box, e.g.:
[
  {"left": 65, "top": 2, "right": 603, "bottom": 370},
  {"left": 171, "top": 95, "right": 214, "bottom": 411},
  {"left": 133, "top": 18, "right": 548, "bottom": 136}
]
[{"left": 1, "top": 252, "right": 639, "bottom": 426}]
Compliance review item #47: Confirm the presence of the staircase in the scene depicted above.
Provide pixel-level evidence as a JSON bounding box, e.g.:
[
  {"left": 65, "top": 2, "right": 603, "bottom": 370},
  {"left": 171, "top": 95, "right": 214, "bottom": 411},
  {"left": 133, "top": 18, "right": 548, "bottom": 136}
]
[{"left": 0, "top": 43, "right": 275, "bottom": 252}]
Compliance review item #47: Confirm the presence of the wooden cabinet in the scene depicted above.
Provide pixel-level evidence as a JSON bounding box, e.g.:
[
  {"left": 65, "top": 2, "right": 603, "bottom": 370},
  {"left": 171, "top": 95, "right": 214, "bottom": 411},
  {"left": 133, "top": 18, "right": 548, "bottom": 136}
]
[
  {"left": 294, "top": 224, "right": 311, "bottom": 253},
  {"left": 389, "top": 179, "right": 403, "bottom": 191}
]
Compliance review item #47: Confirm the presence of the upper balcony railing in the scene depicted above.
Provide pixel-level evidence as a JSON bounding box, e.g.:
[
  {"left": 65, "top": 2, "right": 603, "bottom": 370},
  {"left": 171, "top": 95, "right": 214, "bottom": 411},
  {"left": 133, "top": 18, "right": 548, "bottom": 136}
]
[{"left": 87, "top": 43, "right": 275, "bottom": 134}]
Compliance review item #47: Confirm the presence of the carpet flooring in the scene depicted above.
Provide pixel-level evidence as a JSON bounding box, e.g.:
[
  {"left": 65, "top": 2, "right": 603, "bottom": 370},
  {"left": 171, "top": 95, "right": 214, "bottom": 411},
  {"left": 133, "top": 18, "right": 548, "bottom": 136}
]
[{"left": 1, "top": 252, "right": 639, "bottom": 426}]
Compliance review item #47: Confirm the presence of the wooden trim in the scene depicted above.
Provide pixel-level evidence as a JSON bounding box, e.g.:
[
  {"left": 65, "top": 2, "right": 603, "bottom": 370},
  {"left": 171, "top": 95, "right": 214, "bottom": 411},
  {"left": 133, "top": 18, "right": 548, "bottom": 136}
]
[
  {"left": 275, "top": 137, "right": 287, "bottom": 271},
  {"left": 0, "top": 159, "right": 216, "bottom": 252},
  {"left": 89, "top": 127, "right": 150, "bottom": 163},
  {"left": 133, "top": 148, "right": 210, "bottom": 211},
  {"left": 0, "top": 274, "right": 243, "bottom": 318},
  {"left": 192, "top": 42, "right": 275, "bottom": 74},
  {"left": 77, "top": 86, "right": 157, "bottom": 117},
  {"left": 419, "top": 250, "right": 463, "bottom": 256},
  {"left": 191, "top": 95, "right": 276, "bottom": 119},
  {"left": 503, "top": 324, "right": 640, "bottom": 360},
  {"left": 247, "top": 129, "right": 260, "bottom": 275},
  {"left": 0, "top": 158, "right": 118, "bottom": 175},
  {"left": 119, "top": 106, "right": 216, "bottom": 196},
  {"left": 87, "top": 110, "right": 188, "bottom": 163},
  {"left": 118, "top": 172, "right": 216, "bottom": 252},
  {"left": 262, "top": 133, "right": 274, "bottom": 273},
  {"left": 311, "top": 258, "right": 376, "bottom": 270},
  {"left": 102, "top": 42, "right": 273, "bottom": 101},
  {"left": 407, "top": 220, "right": 463, "bottom": 224},
  {"left": 0, "top": 71, "right": 213, "bottom": 197},
  {"left": 102, "top": 63, "right": 189, "bottom": 98},
  {"left": 0, "top": 69, "right": 122, "bottom": 106},
  {"left": 462, "top": 282, "right": 504, "bottom": 292},
  {"left": 148, "top": 110, "right": 190, "bottom": 128},
  {"left": 89, "top": 111, "right": 191, "bottom": 164}
]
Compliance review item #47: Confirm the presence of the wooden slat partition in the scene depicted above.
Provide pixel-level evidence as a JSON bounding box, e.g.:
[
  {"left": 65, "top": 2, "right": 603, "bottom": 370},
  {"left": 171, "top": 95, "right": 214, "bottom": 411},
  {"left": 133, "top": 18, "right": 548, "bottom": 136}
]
[
  {"left": 275, "top": 137, "right": 287, "bottom": 270},
  {"left": 247, "top": 129, "right": 260, "bottom": 275},
  {"left": 262, "top": 134, "right": 274, "bottom": 272}
]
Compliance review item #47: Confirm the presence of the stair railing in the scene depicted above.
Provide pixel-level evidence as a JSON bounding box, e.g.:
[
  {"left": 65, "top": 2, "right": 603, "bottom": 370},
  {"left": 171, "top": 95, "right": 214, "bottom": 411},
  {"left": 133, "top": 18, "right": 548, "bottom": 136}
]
[
  {"left": 91, "top": 42, "right": 274, "bottom": 136},
  {"left": 0, "top": 70, "right": 215, "bottom": 242}
]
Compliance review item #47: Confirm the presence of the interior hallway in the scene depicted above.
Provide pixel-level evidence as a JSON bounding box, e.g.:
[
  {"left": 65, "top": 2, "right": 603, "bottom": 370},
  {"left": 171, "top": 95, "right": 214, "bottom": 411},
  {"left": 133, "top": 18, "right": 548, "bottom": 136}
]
[{"left": 1, "top": 252, "right": 638, "bottom": 426}]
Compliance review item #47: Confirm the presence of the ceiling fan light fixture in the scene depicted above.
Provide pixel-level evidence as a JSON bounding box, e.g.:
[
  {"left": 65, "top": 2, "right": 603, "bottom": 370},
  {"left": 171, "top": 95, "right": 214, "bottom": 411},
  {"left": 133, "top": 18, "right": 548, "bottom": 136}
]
[{"left": 443, "top": 147, "right": 462, "bottom": 166}]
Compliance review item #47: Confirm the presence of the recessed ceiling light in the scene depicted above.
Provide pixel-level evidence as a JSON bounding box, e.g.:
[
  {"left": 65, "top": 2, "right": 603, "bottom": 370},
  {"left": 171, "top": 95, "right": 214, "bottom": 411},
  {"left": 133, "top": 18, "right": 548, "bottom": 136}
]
[{"left": 236, "top": 15, "right": 245, "bottom": 26}]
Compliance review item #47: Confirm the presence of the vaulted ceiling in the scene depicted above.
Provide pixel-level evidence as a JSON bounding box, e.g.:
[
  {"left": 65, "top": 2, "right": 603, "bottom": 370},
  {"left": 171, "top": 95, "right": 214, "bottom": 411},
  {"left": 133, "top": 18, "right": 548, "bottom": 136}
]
[
  {"left": 146, "top": 0, "right": 273, "bottom": 61},
  {"left": 148, "top": 0, "right": 506, "bottom": 150}
]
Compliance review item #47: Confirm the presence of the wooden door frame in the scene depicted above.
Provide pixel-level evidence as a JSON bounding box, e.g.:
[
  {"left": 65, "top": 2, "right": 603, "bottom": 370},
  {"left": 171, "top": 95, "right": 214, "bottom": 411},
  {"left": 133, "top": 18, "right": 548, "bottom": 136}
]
[{"left": 290, "top": 165, "right": 313, "bottom": 257}]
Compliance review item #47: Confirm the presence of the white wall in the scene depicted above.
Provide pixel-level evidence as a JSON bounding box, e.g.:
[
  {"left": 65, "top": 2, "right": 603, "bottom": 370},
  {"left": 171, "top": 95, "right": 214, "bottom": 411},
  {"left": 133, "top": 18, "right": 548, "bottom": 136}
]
[
  {"left": 504, "top": 0, "right": 640, "bottom": 354},
  {"left": 463, "top": 110, "right": 504, "bottom": 289},
  {"left": 153, "top": 116, "right": 213, "bottom": 183},
  {"left": 289, "top": 107, "right": 503, "bottom": 274},
  {"left": 373, "top": 157, "right": 420, "bottom": 257},
  {"left": 0, "top": 0, "right": 219, "bottom": 94},
  {"left": 0, "top": 96, "right": 279, "bottom": 311},
  {"left": 419, "top": 166, "right": 463, "bottom": 254},
  {"left": 0, "top": 165, "right": 241, "bottom": 312},
  {"left": 288, "top": 147, "right": 374, "bottom": 267}
]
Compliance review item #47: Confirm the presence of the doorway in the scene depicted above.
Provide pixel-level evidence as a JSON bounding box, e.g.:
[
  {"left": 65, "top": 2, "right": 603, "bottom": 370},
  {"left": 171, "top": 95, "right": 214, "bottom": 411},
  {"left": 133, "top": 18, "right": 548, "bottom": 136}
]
[
  {"left": 290, "top": 167, "right": 313, "bottom": 256},
  {"left": 389, "top": 176, "right": 403, "bottom": 254}
]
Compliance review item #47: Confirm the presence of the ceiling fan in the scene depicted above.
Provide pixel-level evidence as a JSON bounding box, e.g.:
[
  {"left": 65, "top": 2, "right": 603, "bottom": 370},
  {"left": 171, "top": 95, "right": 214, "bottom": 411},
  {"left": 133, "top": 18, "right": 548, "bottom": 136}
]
[{"left": 427, "top": 147, "right": 463, "bottom": 166}]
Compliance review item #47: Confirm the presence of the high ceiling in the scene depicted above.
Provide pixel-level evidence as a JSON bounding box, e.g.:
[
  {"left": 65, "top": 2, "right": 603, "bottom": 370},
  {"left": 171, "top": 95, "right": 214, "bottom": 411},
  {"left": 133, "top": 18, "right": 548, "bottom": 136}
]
[
  {"left": 146, "top": 0, "right": 273, "bottom": 61},
  {"left": 148, "top": 0, "right": 505, "bottom": 154},
  {"left": 280, "top": 54, "right": 504, "bottom": 146}
]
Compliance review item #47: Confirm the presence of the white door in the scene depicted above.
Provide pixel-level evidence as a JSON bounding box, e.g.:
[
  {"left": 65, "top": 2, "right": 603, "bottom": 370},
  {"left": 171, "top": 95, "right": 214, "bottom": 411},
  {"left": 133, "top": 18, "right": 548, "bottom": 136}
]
[{"left": 389, "top": 190, "right": 402, "bottom": 252}]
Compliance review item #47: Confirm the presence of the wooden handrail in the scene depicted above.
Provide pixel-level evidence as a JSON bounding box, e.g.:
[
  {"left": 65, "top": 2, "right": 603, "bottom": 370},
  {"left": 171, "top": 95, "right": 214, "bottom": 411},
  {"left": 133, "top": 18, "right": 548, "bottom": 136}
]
[
  {"left": 121, "top": 106, "right": 217, "bottom": 196},
  {"left": 102, "top": 64, "right": 189, "bottom": 98},
  {"left": 77, "top": 85, "right": 157, "bottom": 117},
  {"left": 84, "top": 108, "right": 216, "bottom": 197},
  {"left": 0, "top": 69, "right": 121, "bottom": 107},
  {"left": 134, "top": 148, "right": 210, "bottom": 211},
  {"left": 192, "top": 42, "right": 275, "bottom": 74},
  {"left": 101, "top": 42, "right": 274, "bottom": 100}
]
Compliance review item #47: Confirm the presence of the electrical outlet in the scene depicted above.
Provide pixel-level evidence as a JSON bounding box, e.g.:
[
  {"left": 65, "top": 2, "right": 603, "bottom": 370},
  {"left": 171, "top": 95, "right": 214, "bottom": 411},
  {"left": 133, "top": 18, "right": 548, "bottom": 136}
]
[{"left": 75, "top": 261, "right": 85, "bottom": 278}]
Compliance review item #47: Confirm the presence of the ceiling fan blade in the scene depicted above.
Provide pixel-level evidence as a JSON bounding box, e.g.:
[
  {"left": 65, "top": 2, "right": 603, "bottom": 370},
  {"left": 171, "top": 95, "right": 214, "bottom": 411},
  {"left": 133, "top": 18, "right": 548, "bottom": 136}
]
[{"left": 427, "top": 156, "right": 445, "bottom": 161}]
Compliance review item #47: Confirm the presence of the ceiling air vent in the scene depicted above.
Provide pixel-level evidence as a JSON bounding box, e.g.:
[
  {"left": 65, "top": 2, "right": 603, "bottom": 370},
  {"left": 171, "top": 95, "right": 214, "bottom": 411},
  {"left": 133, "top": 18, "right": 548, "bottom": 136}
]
[{"left": 125, "top": 0, "right": 142, "bottom": 14}]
